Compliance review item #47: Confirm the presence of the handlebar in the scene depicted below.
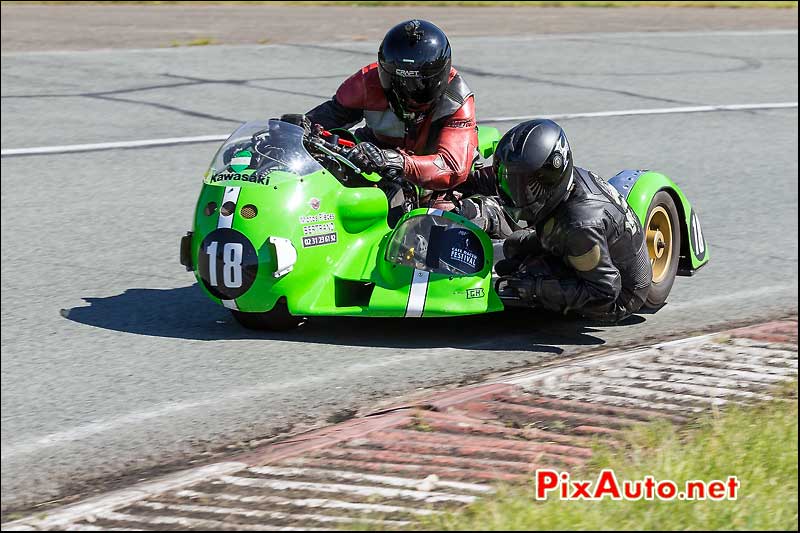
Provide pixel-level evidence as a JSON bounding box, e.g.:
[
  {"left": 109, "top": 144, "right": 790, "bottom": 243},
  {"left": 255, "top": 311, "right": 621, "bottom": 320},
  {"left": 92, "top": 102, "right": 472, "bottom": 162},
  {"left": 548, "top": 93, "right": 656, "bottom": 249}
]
[
  {"left": 305, "top": 126, "right": 400, "bottom": 183},
  {"left": 306, "top": 133, "right": 363, "bottom": 174}
]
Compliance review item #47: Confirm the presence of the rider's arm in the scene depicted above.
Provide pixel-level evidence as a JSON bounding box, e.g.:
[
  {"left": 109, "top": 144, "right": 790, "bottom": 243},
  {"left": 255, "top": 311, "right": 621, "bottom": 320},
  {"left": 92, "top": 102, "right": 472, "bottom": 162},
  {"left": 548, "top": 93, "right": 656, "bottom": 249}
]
[
  {"left": 401, "top": 96, "right": 478, "bottom": 191},
  {"left": 534, "top": 224, "right": 623, "bottom": 317},
  {"left": 306, "top": 97, "right": 363, "bottom": 131},
  {"left": 306, "top": 69, "right": 367, "bottom": 130}
]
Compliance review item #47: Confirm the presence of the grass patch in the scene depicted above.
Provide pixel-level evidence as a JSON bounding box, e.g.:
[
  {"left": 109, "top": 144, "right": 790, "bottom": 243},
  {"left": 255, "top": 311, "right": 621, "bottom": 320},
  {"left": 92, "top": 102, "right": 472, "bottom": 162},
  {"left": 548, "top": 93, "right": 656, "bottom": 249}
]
[
  {"left": 4, "top": 1, "right": 798, "bottom": 8},
  {"left": 420, "top": 381, "right": 799, "bottom": 531}
]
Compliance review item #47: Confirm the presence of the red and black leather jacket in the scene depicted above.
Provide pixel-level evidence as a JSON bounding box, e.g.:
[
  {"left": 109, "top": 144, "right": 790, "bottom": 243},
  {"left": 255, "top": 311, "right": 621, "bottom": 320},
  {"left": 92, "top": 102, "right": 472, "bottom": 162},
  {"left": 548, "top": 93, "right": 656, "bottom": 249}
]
[{"left": 306, "top": 63, "right": 478, "bottom": 191}]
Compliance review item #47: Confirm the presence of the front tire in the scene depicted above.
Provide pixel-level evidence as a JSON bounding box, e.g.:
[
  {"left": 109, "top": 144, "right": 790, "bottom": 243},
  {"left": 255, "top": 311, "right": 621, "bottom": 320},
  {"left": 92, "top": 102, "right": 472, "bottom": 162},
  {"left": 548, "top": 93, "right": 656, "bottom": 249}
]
[
  {"left": 230, "top": 299, "right": 304, "bottom": 331},
  {"left": 644, "top": 191, "right": 681, "bottom": 308}
]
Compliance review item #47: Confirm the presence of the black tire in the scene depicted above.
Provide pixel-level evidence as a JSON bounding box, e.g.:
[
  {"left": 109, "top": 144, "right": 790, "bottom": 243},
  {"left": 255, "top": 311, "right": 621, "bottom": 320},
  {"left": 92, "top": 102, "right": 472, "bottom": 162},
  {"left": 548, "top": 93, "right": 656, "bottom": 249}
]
[
  {"left": 644, "top": 191, "right": 681, "bottom": 308},
  {"left": 230, "top": 299, "right": 304, "bottom": 331}
]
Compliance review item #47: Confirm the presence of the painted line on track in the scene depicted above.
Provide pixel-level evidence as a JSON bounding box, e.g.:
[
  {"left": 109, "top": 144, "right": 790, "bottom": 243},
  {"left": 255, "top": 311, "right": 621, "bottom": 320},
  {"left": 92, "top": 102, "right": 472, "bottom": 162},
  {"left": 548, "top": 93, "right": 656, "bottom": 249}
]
[{"left": 1, "top": 101, "right": 796, "bottom": 157}]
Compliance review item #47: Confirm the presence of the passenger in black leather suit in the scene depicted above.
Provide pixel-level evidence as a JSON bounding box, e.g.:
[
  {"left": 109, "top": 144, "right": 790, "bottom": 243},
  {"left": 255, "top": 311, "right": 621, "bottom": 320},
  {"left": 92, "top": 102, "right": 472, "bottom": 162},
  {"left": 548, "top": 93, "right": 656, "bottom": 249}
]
[{"left": 491, "top": 119, "right": 652, "bottom": 322}]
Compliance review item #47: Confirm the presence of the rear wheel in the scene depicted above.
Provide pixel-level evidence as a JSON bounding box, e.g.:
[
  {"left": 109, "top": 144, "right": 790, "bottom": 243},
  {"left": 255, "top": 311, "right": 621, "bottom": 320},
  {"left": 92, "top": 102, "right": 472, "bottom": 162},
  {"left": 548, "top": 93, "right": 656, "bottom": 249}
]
[
  {"left": 644, "top": 191, "right": 681, "bottom": 308},
  {"left": 230, "top": 299, "right": 304, "bottom": 331}
]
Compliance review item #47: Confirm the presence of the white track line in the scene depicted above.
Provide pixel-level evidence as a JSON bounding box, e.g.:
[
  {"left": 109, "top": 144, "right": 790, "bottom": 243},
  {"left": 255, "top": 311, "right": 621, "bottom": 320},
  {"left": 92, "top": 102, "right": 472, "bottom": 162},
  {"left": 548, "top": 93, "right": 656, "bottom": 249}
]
[
  {"left": 0, "top": 134, "right": 229, "bottom": 157},
  {"left": 2, "top": 102, "right": 796, "bottom": 157},
  {"left": 485, "top": 102, "right": 798, "bottom": 123}
]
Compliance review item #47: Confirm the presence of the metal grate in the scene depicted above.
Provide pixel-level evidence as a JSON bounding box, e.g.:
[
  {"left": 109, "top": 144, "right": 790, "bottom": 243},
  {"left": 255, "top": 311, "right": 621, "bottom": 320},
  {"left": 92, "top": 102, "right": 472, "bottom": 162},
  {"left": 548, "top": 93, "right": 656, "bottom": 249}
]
[{"left": 241, "top": 205, "right": 258, "bottom": 219}]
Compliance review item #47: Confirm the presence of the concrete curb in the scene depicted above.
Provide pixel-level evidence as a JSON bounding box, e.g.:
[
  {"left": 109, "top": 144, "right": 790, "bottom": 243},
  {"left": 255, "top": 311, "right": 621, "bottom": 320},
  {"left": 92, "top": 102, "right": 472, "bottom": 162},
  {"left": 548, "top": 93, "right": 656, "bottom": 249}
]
[{"left": 3, "top": 319, "right": 796, "bottom": 531}]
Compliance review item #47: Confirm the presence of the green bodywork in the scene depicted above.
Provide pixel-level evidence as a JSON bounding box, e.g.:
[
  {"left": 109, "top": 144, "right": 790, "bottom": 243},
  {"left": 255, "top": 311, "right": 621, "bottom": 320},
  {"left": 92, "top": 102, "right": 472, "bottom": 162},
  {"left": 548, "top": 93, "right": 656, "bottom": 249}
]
[
  {"left": 610, "top": 170, "right": 710, "bottom": 274},
  {"left": 188, "top": 125, "right": 504, "bottom": 317},
  {"left": 185, "top": 123, "right": 707, "bottom": 318}
]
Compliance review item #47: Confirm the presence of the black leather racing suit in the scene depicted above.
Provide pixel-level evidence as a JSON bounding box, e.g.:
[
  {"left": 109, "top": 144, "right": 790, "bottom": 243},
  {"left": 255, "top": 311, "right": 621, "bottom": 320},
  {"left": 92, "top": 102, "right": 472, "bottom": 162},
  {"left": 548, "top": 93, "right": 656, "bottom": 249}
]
[{"left": 504, "top": 167, "right": 652, "bottom": 321}]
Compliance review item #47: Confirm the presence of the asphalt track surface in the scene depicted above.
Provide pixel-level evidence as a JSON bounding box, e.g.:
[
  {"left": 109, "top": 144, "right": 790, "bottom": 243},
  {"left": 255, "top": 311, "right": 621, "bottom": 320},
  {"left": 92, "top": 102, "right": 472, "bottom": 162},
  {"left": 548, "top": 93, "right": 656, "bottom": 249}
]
[{"left": 1, "top": 25, "right": 798, "bottom": 512}]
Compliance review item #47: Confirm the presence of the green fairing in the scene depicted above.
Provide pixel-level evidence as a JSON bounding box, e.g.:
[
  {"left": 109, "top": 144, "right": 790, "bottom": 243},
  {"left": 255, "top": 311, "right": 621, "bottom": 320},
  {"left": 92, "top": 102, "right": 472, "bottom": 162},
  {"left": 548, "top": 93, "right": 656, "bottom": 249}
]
[
  {"left": 477, "top": 126, "right": 500, "bottom": 159},
  {"left": 624, "top": 171, "right": 710, "bottom": 271},
  {"left": 192, "top": 168, "right": 503, "bottom": 317},
  {"left": 185, "top": 120, "right": 707, "bottom": 320}
]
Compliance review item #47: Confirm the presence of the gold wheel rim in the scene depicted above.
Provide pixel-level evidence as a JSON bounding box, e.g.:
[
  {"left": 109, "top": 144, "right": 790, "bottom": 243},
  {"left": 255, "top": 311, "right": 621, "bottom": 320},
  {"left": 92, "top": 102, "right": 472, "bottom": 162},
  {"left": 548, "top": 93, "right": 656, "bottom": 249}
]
[{"left": 646, "top": 206, "right": 673, "bottom": 284}]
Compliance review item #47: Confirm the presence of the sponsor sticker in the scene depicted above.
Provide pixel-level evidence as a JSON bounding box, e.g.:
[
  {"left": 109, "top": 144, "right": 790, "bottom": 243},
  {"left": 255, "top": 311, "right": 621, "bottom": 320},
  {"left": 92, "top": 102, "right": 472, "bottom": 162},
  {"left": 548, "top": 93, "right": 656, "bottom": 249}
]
[
  {"left": 299, "top": 213, "right": 335, "bottom": 224},
  {"left": 302, "top": 232, "right": 338, "bottom": 248},
  {"left": 450, "top": 247, "right": 479, "bottom": 269},
  {"left": 310, "top": 197, "right": 321, "bottom": 210},
  {"left": 230, "top": 150, "right": 252, "bottom": 173},
  {"left": 210, "top": 171, "right": 270, "bottom": 186},
  {"left": 302, "top": 222, "right": 335, "bottom": 236},
  {"left": 466, "top": 288, "right": 485, "bottom": 299}
]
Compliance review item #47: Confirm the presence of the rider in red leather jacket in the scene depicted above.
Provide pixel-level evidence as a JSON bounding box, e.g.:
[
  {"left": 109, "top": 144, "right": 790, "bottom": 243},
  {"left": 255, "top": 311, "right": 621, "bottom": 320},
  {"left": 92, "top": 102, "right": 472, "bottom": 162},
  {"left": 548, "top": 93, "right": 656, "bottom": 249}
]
[{"left": 305, "top": 20, "right": 478, "bottom": 194}]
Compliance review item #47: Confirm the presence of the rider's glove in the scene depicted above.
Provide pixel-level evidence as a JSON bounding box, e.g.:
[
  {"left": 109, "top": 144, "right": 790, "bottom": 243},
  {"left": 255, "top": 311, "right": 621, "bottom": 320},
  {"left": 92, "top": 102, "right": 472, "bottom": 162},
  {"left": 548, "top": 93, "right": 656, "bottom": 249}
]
[
  {"left": 495, "top": 275, "right": 540, "bottom": 307},
  {"left": 503, "top": 229, "right": 542, "bottom": 260},
  {"left": 348, "top": 142, "right": 405, "bottom": 179},
  {"left": 494, "top": 254, "right": 555, "bottom": 307},
  {"left": 278, "top": 113, "right": 312, "bottom": 135}
]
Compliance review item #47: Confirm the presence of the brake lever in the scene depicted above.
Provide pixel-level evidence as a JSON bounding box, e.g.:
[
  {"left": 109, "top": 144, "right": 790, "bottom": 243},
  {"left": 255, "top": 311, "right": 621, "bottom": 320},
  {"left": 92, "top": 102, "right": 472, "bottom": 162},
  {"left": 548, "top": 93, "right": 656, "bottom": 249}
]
[{"left": 308, "top": 139, "right": 362, "bottom": 174}]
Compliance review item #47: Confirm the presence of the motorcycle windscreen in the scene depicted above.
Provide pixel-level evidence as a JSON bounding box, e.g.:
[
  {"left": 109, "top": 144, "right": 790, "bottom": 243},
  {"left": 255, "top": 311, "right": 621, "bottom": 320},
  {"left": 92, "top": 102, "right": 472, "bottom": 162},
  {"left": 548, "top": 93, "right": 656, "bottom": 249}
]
[
  {"left": 205, "top": 119, "right": 323, "bottom": 182},
  {"left": 385, "top": 215, "right": 485, "bottom": 276}
]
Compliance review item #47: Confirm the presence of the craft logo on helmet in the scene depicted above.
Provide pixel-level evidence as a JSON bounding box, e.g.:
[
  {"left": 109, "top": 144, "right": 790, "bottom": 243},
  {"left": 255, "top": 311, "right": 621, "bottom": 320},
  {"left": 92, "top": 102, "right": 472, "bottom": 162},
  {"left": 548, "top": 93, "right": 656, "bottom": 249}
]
[{"left": 395, "top": 69, "right": 421, "bottom": 78}]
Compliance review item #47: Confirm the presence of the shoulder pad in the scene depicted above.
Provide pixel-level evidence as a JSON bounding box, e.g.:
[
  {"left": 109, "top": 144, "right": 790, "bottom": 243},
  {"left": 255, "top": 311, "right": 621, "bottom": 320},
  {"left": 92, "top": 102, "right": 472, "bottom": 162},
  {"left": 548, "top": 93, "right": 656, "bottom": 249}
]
[
  {"left": 336, "top": 63, "right": 387, "bottom": 111},
  {"left": 431, "top": 73, "right": 474, "bottom": 122}
]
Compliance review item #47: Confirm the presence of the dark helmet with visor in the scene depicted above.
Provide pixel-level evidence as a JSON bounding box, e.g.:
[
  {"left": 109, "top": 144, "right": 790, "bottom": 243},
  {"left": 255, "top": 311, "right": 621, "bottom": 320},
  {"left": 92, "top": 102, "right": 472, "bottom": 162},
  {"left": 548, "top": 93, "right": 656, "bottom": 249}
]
[
  {"left": 378, "top": 19, "right": 452, "bottom": 121},
  {"left": 493, "top": 119, "right": 574, "bottom": 225}
]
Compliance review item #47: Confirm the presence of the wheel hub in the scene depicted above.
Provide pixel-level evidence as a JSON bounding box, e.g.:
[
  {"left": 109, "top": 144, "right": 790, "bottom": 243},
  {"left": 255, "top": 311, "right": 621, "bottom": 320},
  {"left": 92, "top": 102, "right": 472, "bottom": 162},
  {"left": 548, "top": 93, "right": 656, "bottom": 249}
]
[{"left": 646, "top": 206, "right": 674, "bottom": 284}]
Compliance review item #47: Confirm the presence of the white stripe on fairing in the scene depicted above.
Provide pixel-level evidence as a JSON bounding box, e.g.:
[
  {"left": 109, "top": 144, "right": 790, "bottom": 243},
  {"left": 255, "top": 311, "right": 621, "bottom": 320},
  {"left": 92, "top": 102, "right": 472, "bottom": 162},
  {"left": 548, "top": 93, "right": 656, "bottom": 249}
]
[
  {"left": 427, "top": 208, "right": 444, "bottom": 217},
  {"left": 405, "top": 269, "right": 430, "bottom": 318},
  {"left": 3, "top": 102, "right": 796, "bottom": 157},
  {"left": 217, "top": 186, "right": 240, "bottom": 229},
  {"left": 216, "top": 186, "right": 241, "bottom": 310}
]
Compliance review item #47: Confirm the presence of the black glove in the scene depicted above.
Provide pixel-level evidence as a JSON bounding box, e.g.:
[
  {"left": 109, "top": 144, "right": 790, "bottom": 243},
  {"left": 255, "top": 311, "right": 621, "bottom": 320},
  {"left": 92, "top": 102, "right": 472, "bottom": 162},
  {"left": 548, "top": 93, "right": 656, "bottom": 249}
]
[
  {"left": 347, "top": 142, "right": 405, "bottom": 179},
  {"left": 503, "top": 229, "right": 542, "bottom": 260},
  {"left": 279, "top": 113, "right": 312, "bottom": 135},
  {"left": 495, "top": 275, "right": 540, "bottom": 307}
]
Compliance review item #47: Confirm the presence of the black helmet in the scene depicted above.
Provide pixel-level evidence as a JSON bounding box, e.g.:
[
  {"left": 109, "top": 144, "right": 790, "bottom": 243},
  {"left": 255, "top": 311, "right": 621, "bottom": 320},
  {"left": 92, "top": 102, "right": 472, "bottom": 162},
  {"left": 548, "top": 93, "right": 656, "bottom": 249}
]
[
  {"left": 378, "top": 20, "right": 452, "bottom": 122},
  {"left": 493, "top": 119, "right": 574, "bottom": 225}
]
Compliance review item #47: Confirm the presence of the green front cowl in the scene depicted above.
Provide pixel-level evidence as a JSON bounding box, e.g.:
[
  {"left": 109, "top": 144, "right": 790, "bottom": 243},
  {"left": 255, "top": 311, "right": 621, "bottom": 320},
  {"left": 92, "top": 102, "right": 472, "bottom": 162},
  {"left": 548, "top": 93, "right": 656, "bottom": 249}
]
[{"left": 192, "top": 170, "right": 503, "bottom": 317}]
